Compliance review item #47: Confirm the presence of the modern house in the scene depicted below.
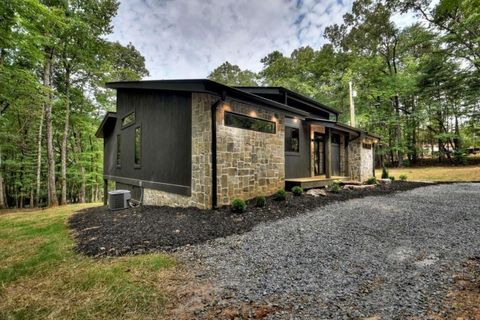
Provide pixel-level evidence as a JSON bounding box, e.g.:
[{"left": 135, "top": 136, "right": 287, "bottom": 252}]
[{"left": 96, "top": 79, "right": 379, "bottom": 209}]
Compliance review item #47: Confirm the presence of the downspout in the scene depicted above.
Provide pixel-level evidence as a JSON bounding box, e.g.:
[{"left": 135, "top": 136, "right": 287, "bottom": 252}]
[{"left": 211, "top": 97, "right": 224, "bottom": 209}]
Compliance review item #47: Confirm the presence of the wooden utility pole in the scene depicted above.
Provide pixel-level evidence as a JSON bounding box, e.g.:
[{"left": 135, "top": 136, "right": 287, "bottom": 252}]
[{"left": 349, "top": 81, "right": 356, "bottom": 127}]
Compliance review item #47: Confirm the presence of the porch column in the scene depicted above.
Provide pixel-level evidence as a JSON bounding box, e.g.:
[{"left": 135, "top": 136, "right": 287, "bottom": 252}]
[
  {"left": 103, "top": 179, "right": 108, "bottom": 205},
  {"left": 325, "top": 127, "right": 332, "bottom": 178},
  {"left": 345, "top": 136, "right": 349, "bottom": 177}
]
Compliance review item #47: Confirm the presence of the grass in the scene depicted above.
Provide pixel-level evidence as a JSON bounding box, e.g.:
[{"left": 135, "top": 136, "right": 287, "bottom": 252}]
[
  {"left": 0, "top": 204, "right": 178, "bottom": 320},
  {"left": 376, "top": 164, "right": 480, "bottom": 182}
]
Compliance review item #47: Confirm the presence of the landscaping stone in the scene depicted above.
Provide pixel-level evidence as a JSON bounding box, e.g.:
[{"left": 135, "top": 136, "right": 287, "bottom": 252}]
[
  {"left": 340, "top": 180, "right": 363, "bottom": 186},
  {"left": 305, "top": 189, "right": 327, "bottom": 197},
  {"left": 344, "top": 184, "right": 376, "bottom": 190},
  {"left": 378, "top": 178, "right": 392, "bottom": 185}
]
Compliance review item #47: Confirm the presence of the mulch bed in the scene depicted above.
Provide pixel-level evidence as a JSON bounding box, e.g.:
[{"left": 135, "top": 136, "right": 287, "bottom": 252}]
[{"left": 68, "top": 181, "right": 431, "bottom": 257}]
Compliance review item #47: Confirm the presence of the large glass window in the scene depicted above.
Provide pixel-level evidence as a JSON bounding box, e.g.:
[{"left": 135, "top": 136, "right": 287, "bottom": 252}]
[
  {"left": 224, "top": 111, "right": 276, "bottom": 134},
  {"left": 134, "top": 126, "right": 141, "bottom": 167},
  {"left": 285, "top": 126, "right": 300, "bottom": 152},
  {"left": 116, "top": 134, "right": 121, "bottom": 167},
  {"left": 332, "top": 133, "right": 341, "bottom": 144},
  {"left": 121, "top": 112, "right": 135, "bottom": 128}
]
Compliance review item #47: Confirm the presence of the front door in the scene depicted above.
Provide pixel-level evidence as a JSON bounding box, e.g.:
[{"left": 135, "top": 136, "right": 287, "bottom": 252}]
[{"left": 313, "top": 133, "right": 325, "bottom": 175}]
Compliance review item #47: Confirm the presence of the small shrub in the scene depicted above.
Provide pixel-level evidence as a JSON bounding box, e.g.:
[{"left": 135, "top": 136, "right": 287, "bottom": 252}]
[
  {"left": 399, "top": 174, "right": 407, "bottom": 181},
  {"left": 274, "top": 189, "right": 287, "bottom": 201},
  {"left": 366, "top": 177, "right": 377, "bottom": 185},
  {"left": 291, "top": 186, "right": 304, "bottom": 196},
  {"left": 231, "top": 198, "right": 246, "bottom": 213},
  {"left": 381, "top": 164, "right": 389, "bottom": 179},
  {"left": 255, "top": 196, "right": 267, "bottom": 207},
  {"left": 389, "top": 176, "right": 395, "bottom": 181},
  {"left": 453, "top": 150, "right": 467, "bottom": 165},
  {"left": 327, "top": 180, "right": 342, "bottom": 193}
]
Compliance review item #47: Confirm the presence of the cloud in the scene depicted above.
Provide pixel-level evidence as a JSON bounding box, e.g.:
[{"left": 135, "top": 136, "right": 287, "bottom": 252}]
[{"left": 106, "top": 0, "right": 352, "bottom": 79}]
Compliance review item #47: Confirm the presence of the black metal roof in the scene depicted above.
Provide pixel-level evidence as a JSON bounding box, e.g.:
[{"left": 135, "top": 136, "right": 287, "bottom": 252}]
[
  {"left": 95, "top": 112, "right": 117, "bottom": 138},
  {"left": 104, "top": 79, "right": 379, "bottom": 140},
  {"left": 234, "top": 86, "right": 340, "bottom": 115},
  {"left": 106, "top": 79, "right": 310, "bottom": 117}
]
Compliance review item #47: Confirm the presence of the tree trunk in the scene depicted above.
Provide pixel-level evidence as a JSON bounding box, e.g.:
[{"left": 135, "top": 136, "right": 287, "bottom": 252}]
[
  {"left": 44, "top": 48, "right": 58, "bottom": 207},
  {"left": 453, "top": 113, "right": 461, "bottom": 150},
  {"left": 72, "top": 128, "right": 86, "bottom": 203},
  {"left": 60, "top": 68, "right": 71, "bottom": 205},
  {"left": 394, "top": 95, "right": 403, "bottom": 167},
  {"left": 36, "top": 107, "right": 45, "bottom": 206},
  {"left": 0, "top": 147, "right": 5, "bottom": 209},
  {"left": 29, "top": 189, "right": 34, "bottom": 208}
]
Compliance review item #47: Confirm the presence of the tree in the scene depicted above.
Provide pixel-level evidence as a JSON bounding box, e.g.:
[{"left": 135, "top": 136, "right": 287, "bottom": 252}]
[
  {"left": 208, "top": 61, "right": 258, "bottom": 86},
  {"left": 399, "top": 0, "right": 480, "bottom": 70},
  {"left": 56, "top": 0, "right": 118, "bottom": 205},
  {"left": 0, "top": 0, "right": 149, "bottom": 208}
]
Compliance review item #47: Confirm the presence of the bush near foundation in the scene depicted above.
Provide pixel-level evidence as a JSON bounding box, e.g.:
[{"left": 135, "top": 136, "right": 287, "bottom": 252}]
[
  {"left": 366, "top": 177, "right": 377, "bottom": 185},
  {"left": 291, "top": 186, "right": 304, "bottom": 196},
  {"left": 327, "top": 180, "right": 342, "bottom": 193},
  {"left": 255, "top": 196, "right": 267, "bottom": 207},
  {"left": 231, "top": 198, "right": 247, "bottom": 213},
  {"left": 274, "top": 189, "right": 287, "bottom": 201},
  {"left": 399, "top": 174, "right": 407, "bottom": 181}
]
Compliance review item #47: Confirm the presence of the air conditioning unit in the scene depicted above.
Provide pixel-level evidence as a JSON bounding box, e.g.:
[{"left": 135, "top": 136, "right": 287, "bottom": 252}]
[{"left": 108, "top": 190, "right": 131, "bottom": 210}]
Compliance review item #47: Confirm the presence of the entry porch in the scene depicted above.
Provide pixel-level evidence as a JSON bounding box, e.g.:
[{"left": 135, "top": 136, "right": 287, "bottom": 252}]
[{"left": 285, "top": 175, "right": 349, "bottom": 190}]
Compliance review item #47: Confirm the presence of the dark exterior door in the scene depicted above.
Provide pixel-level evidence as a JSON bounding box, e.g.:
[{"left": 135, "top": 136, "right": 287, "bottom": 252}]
[
  {"left": 332, "top": 134, "right": 341, "bottom": 176},
  {"left": 314, "top": 133, "right": 325, "bottom": 176}
]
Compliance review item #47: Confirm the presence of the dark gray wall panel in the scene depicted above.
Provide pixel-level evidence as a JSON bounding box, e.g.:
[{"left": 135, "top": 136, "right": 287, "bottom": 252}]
[
  {"left": 285, "top": 121, "right": 311, "bottom": 179},
  {"left": 104, "top": 89, "right": 192, "bottom": 193}
]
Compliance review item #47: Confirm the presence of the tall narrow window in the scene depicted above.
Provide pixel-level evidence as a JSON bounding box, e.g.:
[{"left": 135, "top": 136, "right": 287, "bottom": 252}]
[
  {"left": 134, "top": 126, "right": 141, "bottom": 167},
  {"left": 116, "top": 134, "right": 121, "bottom": 167}
]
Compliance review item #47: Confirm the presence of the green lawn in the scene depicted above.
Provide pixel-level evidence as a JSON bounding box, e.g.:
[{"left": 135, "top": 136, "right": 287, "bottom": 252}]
[
  {"left": 0, "top": 204, "right": 178, "bottom": 320},
  {"left": 376, "top": 164, "right": 480, "bottom": 182}
]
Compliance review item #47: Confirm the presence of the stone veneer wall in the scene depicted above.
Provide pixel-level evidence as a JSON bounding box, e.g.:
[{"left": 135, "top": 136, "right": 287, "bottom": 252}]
[
  {"left": 143, "top": 93, "right": 216, "bottom": 209},
  {"left": 216, "top": 100, "right": 285, "bottom": 206},
  {"left": 348, "top": 139, "right": 374, "bottom": 182}
]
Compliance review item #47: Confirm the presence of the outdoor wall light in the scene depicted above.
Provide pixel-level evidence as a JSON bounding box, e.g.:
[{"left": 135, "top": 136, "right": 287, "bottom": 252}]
[{"left": 222, "top": 102, "right": 231, "bottom": 111}]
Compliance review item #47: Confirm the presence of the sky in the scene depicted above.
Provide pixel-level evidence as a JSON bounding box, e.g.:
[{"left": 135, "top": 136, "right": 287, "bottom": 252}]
[{"left": 107, "top": 0, "right": 418, "bottom": 80}]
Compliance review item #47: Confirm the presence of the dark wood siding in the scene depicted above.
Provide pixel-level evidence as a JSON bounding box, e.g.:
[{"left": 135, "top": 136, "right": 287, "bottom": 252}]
[
  {"left": 285, "top": 120, "right": 311, "bottom": 179},
  {"left": 104, "top": 89, "right": 192, "bottom": 195}
]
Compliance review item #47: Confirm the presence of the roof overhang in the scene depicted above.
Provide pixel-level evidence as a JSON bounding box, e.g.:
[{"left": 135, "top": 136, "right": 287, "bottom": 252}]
[
  {"left": 235, "top": 86, "right": 340, "bottom": 115},
  {"left": 305, "top": 118, "right": 380, "bottom": 141},
  {"left": 96, "top": 112, "right": 117, "bottom": 138},
  {"left": 105, "top": 79, "right": 309, "bottom": 117}
]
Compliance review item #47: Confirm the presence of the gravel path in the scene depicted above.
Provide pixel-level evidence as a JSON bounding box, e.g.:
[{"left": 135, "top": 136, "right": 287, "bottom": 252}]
[{"left": 176, "top": 183, "right": 480, "bottom": 319}]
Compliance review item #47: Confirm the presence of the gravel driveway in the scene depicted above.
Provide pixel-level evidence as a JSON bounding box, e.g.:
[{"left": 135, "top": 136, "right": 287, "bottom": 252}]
[{"left": 176, "top": 183, "right": 480, "bottom": 319}]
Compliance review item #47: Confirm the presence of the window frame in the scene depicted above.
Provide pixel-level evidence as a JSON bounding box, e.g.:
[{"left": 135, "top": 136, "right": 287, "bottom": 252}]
[
  {"left": 121, "top": 111, "right": 136, "bottom": 129},
  {"left": 134, "top": 125, "right": 142, "bottom": 168},
  {"left": 224, "top": 111, "right": 276, "bottom": 134},
  {"left": 116, "top": 134, "right": 121, "bottom": 168},
  {"left": 285, "top": 126, "right": 300, "bottom": 153},
  {"left": 362, "top": 143, "right": 372, "bottom": 149}
]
